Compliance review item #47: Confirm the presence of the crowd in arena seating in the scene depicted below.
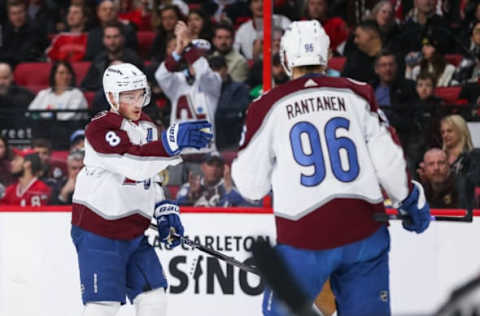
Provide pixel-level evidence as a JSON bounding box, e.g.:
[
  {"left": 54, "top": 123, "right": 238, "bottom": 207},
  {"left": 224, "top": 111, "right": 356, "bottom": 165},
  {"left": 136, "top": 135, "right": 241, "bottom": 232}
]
[{"left": 0, "top": 0, "right": 479, "bottom": 208}]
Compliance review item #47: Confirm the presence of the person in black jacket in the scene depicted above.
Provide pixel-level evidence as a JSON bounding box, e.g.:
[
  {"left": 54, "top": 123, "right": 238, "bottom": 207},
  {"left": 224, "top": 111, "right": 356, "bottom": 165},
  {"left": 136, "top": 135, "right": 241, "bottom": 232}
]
[
  {"left": 342, "top": 20, "right": 383, "bottom": 83},
  {"left": 83, "top": 0, "right": 137, "bottom": 61},
  {"left": 209, "top": 55, "right": 250, "bottom": 150},
  {"left": 0, "top": 63, "right": 35, "bottom": 141},
  {"left": 0, "top": 0, "right": 48, "bottom": 68},
  {"left": 81, "top": 21, "right": 143, "bottom": 92}
]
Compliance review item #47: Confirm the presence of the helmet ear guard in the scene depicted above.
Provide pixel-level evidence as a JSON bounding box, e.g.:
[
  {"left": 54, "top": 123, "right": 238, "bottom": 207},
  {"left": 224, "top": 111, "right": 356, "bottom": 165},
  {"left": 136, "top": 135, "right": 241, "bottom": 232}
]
[
  {"left": 103, "top": 63, "right": 151, "bottom": 111},
  {"left": 280, "top": 20, "right": 330, "bottom": 77}
]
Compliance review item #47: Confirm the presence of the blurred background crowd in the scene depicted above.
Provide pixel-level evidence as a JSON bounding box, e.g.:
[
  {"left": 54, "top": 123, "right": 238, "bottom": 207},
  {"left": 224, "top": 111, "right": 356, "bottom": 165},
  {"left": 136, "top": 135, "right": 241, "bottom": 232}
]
[{"left": 0, "top": 0, "right": 479, "bottom": 209}]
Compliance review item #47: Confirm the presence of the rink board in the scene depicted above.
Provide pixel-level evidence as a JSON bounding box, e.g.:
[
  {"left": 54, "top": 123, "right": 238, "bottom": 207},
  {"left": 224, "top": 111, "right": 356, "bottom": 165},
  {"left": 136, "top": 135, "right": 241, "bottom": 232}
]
[{"left": 1, "top": 211, "right": 480, "bottom": 316}]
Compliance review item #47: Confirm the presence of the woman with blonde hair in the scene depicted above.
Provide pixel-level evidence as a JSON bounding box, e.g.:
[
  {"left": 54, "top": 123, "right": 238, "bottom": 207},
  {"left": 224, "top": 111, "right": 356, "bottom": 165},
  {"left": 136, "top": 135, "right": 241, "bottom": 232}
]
[{"left": 440, "top": 114, "right": 474, "bottom": 169}]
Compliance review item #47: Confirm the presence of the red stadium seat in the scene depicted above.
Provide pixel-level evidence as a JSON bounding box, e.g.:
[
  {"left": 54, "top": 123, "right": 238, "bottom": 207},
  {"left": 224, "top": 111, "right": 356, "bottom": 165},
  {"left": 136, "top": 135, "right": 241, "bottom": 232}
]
[
  {"left": 15, "top": 62, "right": 91, "bottom": 88},
  {"left": 83, "top": 91, "right": 96, "bottom": 109},
  {"left": 14, "top": 62, "right": 51, "bottom": 86},
  {"left": 328, "top": 57, "right": 346, "bottom": 72},
  {"left": 72, "top": 62, "right": 91, "bottom": 85},
  {"left": 434, "top": 87, "right": 462, "bottom": 104},
  {"left": 137, "top": 31, "right": 155, "bottom": 59},
  {"left": 445, "top": 54, "right": 463, "bottom": 67},
  {"left": 220, "top": 150, "right": 237, "bottom": 164},
  {"left": 50, "top": 150, "right": 69, "bottom": 164},
  {"left": 167, "top": 185, "right": 180, "bottom": 199}
]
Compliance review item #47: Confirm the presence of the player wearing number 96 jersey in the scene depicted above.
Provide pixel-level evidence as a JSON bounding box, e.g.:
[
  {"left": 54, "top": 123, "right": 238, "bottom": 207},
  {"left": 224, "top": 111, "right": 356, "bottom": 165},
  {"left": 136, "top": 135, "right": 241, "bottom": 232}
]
[
  {"left": 71, "top": 63, "right": 212, "bottom": 316},
  {"left": 232, "top": 20, "right": 430, "bottom": 316}
]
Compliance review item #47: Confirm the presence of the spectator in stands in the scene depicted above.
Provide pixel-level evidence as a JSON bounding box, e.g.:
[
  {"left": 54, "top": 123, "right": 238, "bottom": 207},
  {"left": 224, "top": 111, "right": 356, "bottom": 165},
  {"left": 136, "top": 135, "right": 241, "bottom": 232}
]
[
  {"left": 441, "top": 114, "right": 474, "bottom": 172},
  {"left": 0, "top": 0, "right": 49, "bottom": 67},
  {"left": 413, "top": 72, "right": 445, "bottom": 147},
  {"left": 0, "top": 136, "right": 14, "bottom": 196},
  {"left": 302, "top": 0, "right": 349, "bottom": 55},
  {"left": 372, "top": 50, "right": 417, "bottom": 108},
  {"left": 153, "top": 0, "right": 189, "bottom": 20},
  {"left": 50, "top": 149, "right": 84, "bottom": 205},
  {"left": 209, "top": 55, "right": 249, "bottom": 150},
  {"left": 177, "top": 153, "right": 255, "bottom": 207},
  {"left": 187, "top": 8, "right": 214, "bottom": 42},
  {"left": 32, "top": 138, "right": 64, "bottom": 187},
  {"left": 405, "top": 35, "right": 456, "bottom": 87},
  {"left": 234, "top": 0, "right": 291, "bottom": 60},
  {"left": 69, "top": 129, "right": 85, "bottom": 151},
  {"left": 26, "top": 0, "right": 59, "bottom": 34},
  {"left": 212, "top": 23, "right": 249, "bottom": 83},
  {"left": 0, "top": 62, "right": 35, "bottom": 123},
  {"left": 420, "top": 148, "right": 459, "bottom": 208},
  {"left": 150, "top": 5, "right": 182, "bottom": 63},
  {"left": 46, "top": 3, "right": 89, "bottom": 62},
  {"left": 155, "top": 21, "right": 221, "bottom": 151},
  {"left": 404, "top": 73, "right": 446, "bottom": 174},
  {"left": 371, "top": 50, "right": 417, "bottom": 165},
  {"left": 84, "top": 0, "right": 138, "bottom": 61},
  {"left": 342, "top": 20, "right": 383, "bottom": 83},
  {"left": 452, "top": 20, "right": 480, "bottom": 85},
  {"left": 81, "top": 21, "right": 144, "bottom": 91},
  {"left": 118, "top": 0, "right": 152, "bottom": 31},
  {"left": 0, "top": 148, "right": 51, "bottom": 206},
  {"left": 366, "top": 0, "right": 402, "bottom": 52},
  {"left": 28, "top": 61, "right": 88, "bottom": 121},
  {"left": 399, "top": 0, "right": 453, "bottom": 56}
]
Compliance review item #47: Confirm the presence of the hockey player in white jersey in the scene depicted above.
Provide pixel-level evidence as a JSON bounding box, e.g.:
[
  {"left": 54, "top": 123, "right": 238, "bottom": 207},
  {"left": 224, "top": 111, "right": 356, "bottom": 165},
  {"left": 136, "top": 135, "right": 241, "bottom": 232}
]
[
  {"left": 71, "top": 63, "right": 213, "bottom": 316},
  {"left": 155, "top": 21, "right": 221, "bottom": 153},
  {"left": 232, "top": 20, "right": 431, "bottom": 316}
]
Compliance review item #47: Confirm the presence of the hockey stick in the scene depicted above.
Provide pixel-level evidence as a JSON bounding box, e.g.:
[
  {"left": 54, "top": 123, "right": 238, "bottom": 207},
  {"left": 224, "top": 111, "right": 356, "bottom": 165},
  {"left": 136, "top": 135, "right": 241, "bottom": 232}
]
[
  {"left": 252, "top": 239, "right": 321, "bottom": 316},
  {"left": 149, "top": 223, "right": 260, "bottom": 276},
  {"left": 373, "top": 207, "right": 473, "bottom": 223}
]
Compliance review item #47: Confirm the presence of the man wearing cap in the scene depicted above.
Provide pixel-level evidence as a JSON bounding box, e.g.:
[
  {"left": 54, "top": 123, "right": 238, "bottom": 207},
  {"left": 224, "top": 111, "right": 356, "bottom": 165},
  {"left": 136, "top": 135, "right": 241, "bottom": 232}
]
[
  {"left": 176, "top": 153, "right": 254, "bottom": 207},
  {"left": 50, "top": 149, "right": 84, "bottom": 205},
  {"left": 155, "top": 21, "right": 221, "bottom": 154},
  {"left": 70, "top": 129, "right": 85, "bottom": 151},
  {"left": 0, "top": 148, "right": 51, "bottom": 206}
]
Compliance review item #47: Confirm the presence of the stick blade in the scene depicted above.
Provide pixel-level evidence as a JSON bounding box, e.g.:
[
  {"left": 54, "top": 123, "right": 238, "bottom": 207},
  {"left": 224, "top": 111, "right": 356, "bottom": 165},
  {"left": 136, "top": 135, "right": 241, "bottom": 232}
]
[{"left": 252, "top": 239, "right": 320, "bottom": 316}]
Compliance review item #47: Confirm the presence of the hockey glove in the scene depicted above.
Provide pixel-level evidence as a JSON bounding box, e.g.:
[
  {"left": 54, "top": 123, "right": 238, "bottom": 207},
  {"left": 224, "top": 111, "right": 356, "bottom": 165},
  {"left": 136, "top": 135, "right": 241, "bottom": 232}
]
[
  {"left": 154, "top": 200, "right": 184, "bottom": 248},
  {"left": 161, "top": 120, "right": 213, "bottom": 156},
  {"left": 398, "top": 180, "right": 431, "bottom": 233}
]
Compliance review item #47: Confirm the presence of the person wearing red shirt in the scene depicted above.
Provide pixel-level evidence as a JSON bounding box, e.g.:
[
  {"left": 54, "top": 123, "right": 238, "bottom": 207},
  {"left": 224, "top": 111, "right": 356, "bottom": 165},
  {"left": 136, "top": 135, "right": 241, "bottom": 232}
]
[
  {"left": 0, "top": 148, "right": 51, "bottom": 207},
  {"left": 46, "top": 3, "right": 89, "bottom": 62},
  {"left": 303, "top": 0, "right": 350, "bottom": 55}
]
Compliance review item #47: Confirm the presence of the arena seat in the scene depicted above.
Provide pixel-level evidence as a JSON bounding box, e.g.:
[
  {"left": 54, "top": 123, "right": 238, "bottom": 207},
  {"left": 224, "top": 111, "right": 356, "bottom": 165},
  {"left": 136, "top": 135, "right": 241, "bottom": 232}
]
[
  {"left": 220, "top": 150, "right": 237, "bottom": 164},
  {"left": 14, "top": 62, "right": 51, "bottom": 86},
  {"left": 72, "top": 62, "right": 91, "bottom": 84},
  {"left": 328, "top": 57, "right": 346, "bottom": 72},
  {"left": 83, "top": 91, "right": 96, "bottom": 109},
  {"left": 167, "top": 185, "right": 180, "bottom": 199},
  {"left": 14, "top": 62, "right": 91, "bottom": 88},
  {"left": 51, "top": 150, "right": 69, "bottom": 163},
  {"left": 445, "top": 54, "right": 463, "bottom": 67},
  {"left": 137, "top": 31, "right": 155, "bottom": 59},
  {"left": 434, "top": 86, "right": 462, "bottom": 104}
]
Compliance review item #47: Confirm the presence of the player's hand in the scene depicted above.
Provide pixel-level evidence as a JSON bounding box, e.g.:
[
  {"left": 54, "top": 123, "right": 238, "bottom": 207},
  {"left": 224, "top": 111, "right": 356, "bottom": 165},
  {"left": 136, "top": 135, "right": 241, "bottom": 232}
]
[
  {"left": 174, "top": 21, "right": 191, "bottom": 52},
  {"left": 154, "top": 200, "right": 184, "bottom": 249},
  {"left": 161, "top": 120, "right": 213, "bottom": 156},
  {"left": 398, "top": 180, "right": 431, "bottom": 233}
]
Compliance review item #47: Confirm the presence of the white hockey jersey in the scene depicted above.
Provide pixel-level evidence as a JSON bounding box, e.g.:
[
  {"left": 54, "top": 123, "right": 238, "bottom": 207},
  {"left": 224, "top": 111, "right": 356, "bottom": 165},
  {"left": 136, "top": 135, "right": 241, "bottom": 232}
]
[
  {"left": 155, "top": 47, "right": 222, "bottom": 153},
  {"left": 232, "top": 75, "right": 413, "bottom": 250},
  {"left": 72, "top": 111, "right": 182, "bottom": 239}
]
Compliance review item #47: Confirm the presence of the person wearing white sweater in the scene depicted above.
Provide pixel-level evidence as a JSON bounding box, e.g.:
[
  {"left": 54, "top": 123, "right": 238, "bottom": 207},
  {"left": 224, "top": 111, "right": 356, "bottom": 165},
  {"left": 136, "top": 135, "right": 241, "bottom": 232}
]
[{"left": 28, "top": 61, "right": 88, "bottom": 120}]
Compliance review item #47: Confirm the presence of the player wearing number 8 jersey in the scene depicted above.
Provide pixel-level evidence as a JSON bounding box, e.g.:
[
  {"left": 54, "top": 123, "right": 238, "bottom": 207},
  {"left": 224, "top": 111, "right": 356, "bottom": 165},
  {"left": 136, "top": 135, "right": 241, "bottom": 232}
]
[
  {"left": 232, "top": 20, "right": 431, "bottom": 316},
  {"left": 71, "top": 63, "right": 212, "bottom": 316}
]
